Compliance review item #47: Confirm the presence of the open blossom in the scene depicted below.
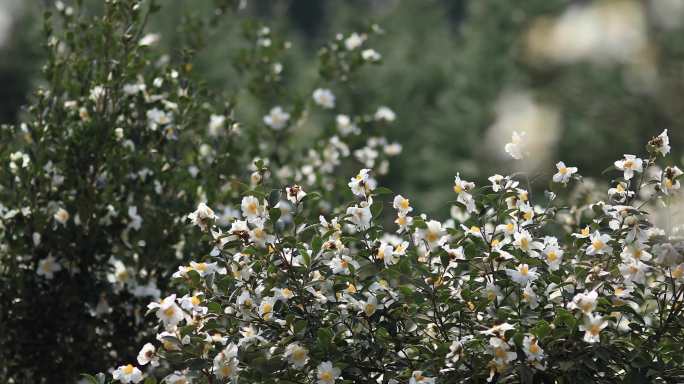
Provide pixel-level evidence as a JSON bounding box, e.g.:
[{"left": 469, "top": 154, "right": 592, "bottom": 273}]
[
  {"left": 148, "top": 294, "right": 185, "bottom": 328},
  {"left": 361, "top": 48, "right": 381, "bottom": 62},
  {"left": 513, "top": 229, "right": 543, "bottom": 256},
  {"left": 112, "top": 364, "right": 143, "bottom": 383},
  {"left": 312, "top": 88, "right": 335, "bottom": 109},
  {"left": 543, "top": 245, "right": 563, "bottom": 271},
  {"left": 488, "top": 337, "right": 517, "bottom": 365},
  {"left": 329, "top": 255, "right": 359, "bottom": 275},
  {"left": 241, "top": 196, "right": 266, "bottom": 222},
  {"left": 504, "top": 131, "right": 527, "bottom": 160},
  {"left": 393, "top": 194, "right": 413, "bottom": 215},
  {"left": 661, "top": 166, "right": 682, "bottom": 195},
  {"left": 552, "top": 161, "right": 578, "bottom": 184},
  {"left": 286, "top": 184, "right": 307, "bottom": 204},
  {"left": 614, "top": 154, "right": 643, "bottom": 180},
  {"left": 213, "top": 343, "right": 239, "bottom": 379},
  {"left": 409, "top": 371, "right": 436, "bottom": 384},
  {"left": 344, "top": 32, "right": 365, "bottom": 50},
  {"left": 580, "top": 313, "right": 608, "bottom": 343},
  {"left": 570, "top": 290, "right": 598, "bottom": 314},
  {"left": 523, "top": 335, "right": 544, "bottom": 362},
  {"left": 348, "top": 168, "right": 376, "bottom": 197},
  {"left": 506, "top": 263, "right": 539, "bottom": 285},
  {"left": 420, "top": 219, "right": 445, "bottom": 247},
  {"left": 258, "top": 296, "right": 276, "bottom": 321},
  {"left": 37, "top": 255, "right": 62, "bottom": 279},
  {"left": 317, "top": 361, "right": 341, "bottom": 384},
  {"left": 54, "top": 207, "right": 70, "bottom": 225},
  {"left": 346, "top": 200, "right": 372, "bottom": 228},
  {"left": 284, "top": 343, "right": 309, "bottom": 368},
  {"left": 374, "top": 106, "right": 396, "bottom": 122},
  {"left": 137, "top": 343, "right": 159, "bottom": 367},
  {"left": 453, "top": 173, "right": 476, "bottom": 212},
  {"left": 586, "top": 231, "right": 613, "bottom": 255},
  {"left": 263, "top": 106, "right": 290, "bottom": 130},
  {"left": 649, "top": 129, "right": 670, "bottom": 156},
  {"left": 188, "top": 202, "right": 215, "bottom": 231},
  {"left": 619, "top": 259, "right": 649, "bottom": 285}
]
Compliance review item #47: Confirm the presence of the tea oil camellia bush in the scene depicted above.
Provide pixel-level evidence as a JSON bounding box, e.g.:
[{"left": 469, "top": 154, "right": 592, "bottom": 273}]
[
  {"left": 0, "top": 0, "right": 397, "bottom": 382},
  {"left": 1, "top": 1, "right": 684, "bottom": 384}
]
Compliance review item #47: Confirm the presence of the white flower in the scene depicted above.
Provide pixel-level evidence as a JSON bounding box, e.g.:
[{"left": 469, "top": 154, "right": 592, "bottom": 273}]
[
  {"left": 570, "top": 290, "right": 598, "bottom": 314},
  {"left": 586, "top": 231, "right": 613, "bottom": 255},
  {"left": 358, "top": 293, "right": 383, "bottom": 317},
  {"left": 344, "top": 32, "right": 365, "bottom": 50},
  {"left": 54, "top": 207, "right": 70, "bottom": 226},
  {"left": 208, "top": 114, "right": 226, "bottom": 136},
  {"left": 361, "top": 48, "right": 381, "bottom": 62},
  {"left": 259, "top": 296, "right": 276, "bottom": 321},
  {"left": 313, "top": 88, "right": 335, "bottom": 109},
  {"left": 346, "top": 201, "right": 372, "bottom": 229},
  {"left": 552, "top": 161, "right": 578, "bottom": 184},
  {"left": 614, "top": 154, "right": 643, "bottom": 180},
  {"left": 112, "top": 364, "right": 143, "bottom": 384},
  {"left": 316, "top": 361, "right": 341, "bottom": 384},
  {"left": 409, "top": 371, "right": 436, "bottom": 384},
  {"left": 522, "top": 283, "right": 539, "bottom": 309},
  {"left": 506, "top": 263, "right": 539, "bottom": 285},
  {"left": 420, "top": 220, "right": 445, "bottom": 247},
  {"left": 504, "top": 131, "right": 527, "bottom": 160},
  {"left": 213, "top": 343, "right": 239, "bottom": 379},
  {"left": 148, "top": 294, "right": 185, "bottom": 328},
  {"left": 543, "top": 245, "right": 563, "bottom": 271},
  {"left": 523, "top": 335, "right": 544, "bottom": 362},
  {"left": 188, "top": 202, "right": 215, "bottom": 231},
  {"left": 650, "top": 129, "right": 670, "bottom": 156},
  {"left": 661, "top": 166, "right": 682, "bottom": 195},
  {"left": 580, "top": 313, "right": 608, "bottom": 343},
  {"left": 241, "top": 196, "right": 266, "bottom": 222},
  {"left": 286, "top": 185, "right": 307, "bottom": 204},
  {"left": 146, "top": 108, "right": 172, "bottom": 130},
  {"left": 263, "top": 106, "right": 290, "bottom": 130},
  {"left": 329, "top": 255, "right": 359, "bottom": 275},
  {"left": 619, "top": 259, "right": 649, "bottom": 285},
  {"left": 348, "top": 168, "right": 376, "bottom": 197},
  {"left": 393, "top": 195, "right": 413, "bottom": 215},
  {"left": 137, "top": 343, "right": 159, "bottom": 367},
  {"left": 37, "top": 255, "right": 62, "bottom": 279},
  {"left": 488, "top": 337, "right": 517, "bottom": 365},
  {"left": 374, "top": 106, "right": 396, "bottom": 122},
  {"left": 513, "top": 230, "right": 543, "bottom": 256},
  {"left": 336, "top": 114, "right": 359, "bottom": 136},
  {"left": 284, "top": 343, "right": 309, "bottom": 368}
]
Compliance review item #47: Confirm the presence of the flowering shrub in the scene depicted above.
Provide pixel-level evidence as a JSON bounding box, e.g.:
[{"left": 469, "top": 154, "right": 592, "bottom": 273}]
[
  {"left": 0, "top": 1, "right": 397, "bottom": 382},
  {"left": 88, "top": 126, "right": 684, "bottom": 384}
]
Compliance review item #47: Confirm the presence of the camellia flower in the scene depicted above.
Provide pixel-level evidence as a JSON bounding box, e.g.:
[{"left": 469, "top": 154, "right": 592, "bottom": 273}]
[
  {"left": 358, "top": 293, "right": 383, "bottom": 317},
  {"left": 241, "top": 196, "right": 266, "bottom": 222},
  {"left": 36, "top": 255, "right": 62, "bottom": 279},
  {"left": 649, "top": 129, "right": 670, "bottom": 156},
  {"left": 580, "top": 313, "right": 608, "bottom": 343},
  {"left": 619, "top": 259, "right": 649, "bottom": 285},
  {"left": 137, "top": 343, "right": 159, "bottom": 367},
  {"left": 420, "top": 220, "right": 445, "bottom": 248},
  {"left": 488, "top": 337, "right": 517, "bottom": 365},
  {"left": 344, "top": 32, "right": 365, "bottom": 50},
  {"left": 522, "top": 335, "right": 544, "bottom": 363},
  {"left": 213, "top": 343, "right": 239, "bottom": 379},
  {"left": 54, "top": 207, "right": 70, "bottom": 226},
  {"left": 543, "top": 245, "right": 563, "bottom": 271},
  {"left": 513, "top": 229, "right": 543, "bottom": 256},
  {"left": 148, "top": 294, "right": 185, "bottom": 328},
  {"left": 286, "top": 184, "right": 307, "bottom": 204},
  {"left": 312, "top": 88, "right": 335, "bottom": 109},
  {"left": 374, "top": 106, "right": 396, "bottom": 122},
  {"left": 393, "top": 194, "right": 413, "bottom": 215},
  {"left": 614, "top": 154, "right": 643, "bottom": 180},
  {"left": 409, "top": 371, "right": 436, "bottom": 384},
  {"left": 570, "top": 290, "right": 598, "bottom": 314},
  {"left": 317, "top": 361, "right": 341, "bottom": 384},
  {"left": 188, "top": 202, "right": 215, "bottom": 231},
  {"left": 586, "top": 231, "right": 613, "bottom": 255},
  {"left": 348, "top": 168, "right": 376, "bottom": 197},
  {"left": 552, "top": 161, "right": 578, "bottom": 184},
  {"left": 112, "top": 364, "right": 143, "bottom": 384},
  {"left": 346, "top": 200, "right": 372, "bottom": 228},
  {"left": 263, "top": 106, "right": 290, "bottom": 130},
  {"left": 329, "top": 255, "right": 359, "bottom": 275},
  {"left": 258, "top": 296, "right": 276, "bottom": 321},
  {"left": 661, "top": 166, "right": 682, "bottom": 195},
  {"left": 284, "top": 343, "right": 309, "bottom": 368},
  {"left": 506, "top": 263, "right": 539, "bottom": 285},
  {"left": 504, "top": 131, "right": 527, "bottom": 160}
]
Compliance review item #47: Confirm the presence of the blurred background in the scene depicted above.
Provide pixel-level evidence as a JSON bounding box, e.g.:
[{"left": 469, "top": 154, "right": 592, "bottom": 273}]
[{"left": 3, "top": 0, "right": 684, "bottom": 215}]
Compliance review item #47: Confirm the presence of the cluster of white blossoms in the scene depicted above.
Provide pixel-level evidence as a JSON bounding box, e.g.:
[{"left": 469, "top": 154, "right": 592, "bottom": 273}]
[{"left": 102, "top": 126, "right": 684, "bottom": 383}]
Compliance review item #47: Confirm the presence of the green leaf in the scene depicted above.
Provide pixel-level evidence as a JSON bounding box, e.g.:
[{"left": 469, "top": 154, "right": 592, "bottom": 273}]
[{"left": 373, "top": 186, "right": 393, "bottom": 196}]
